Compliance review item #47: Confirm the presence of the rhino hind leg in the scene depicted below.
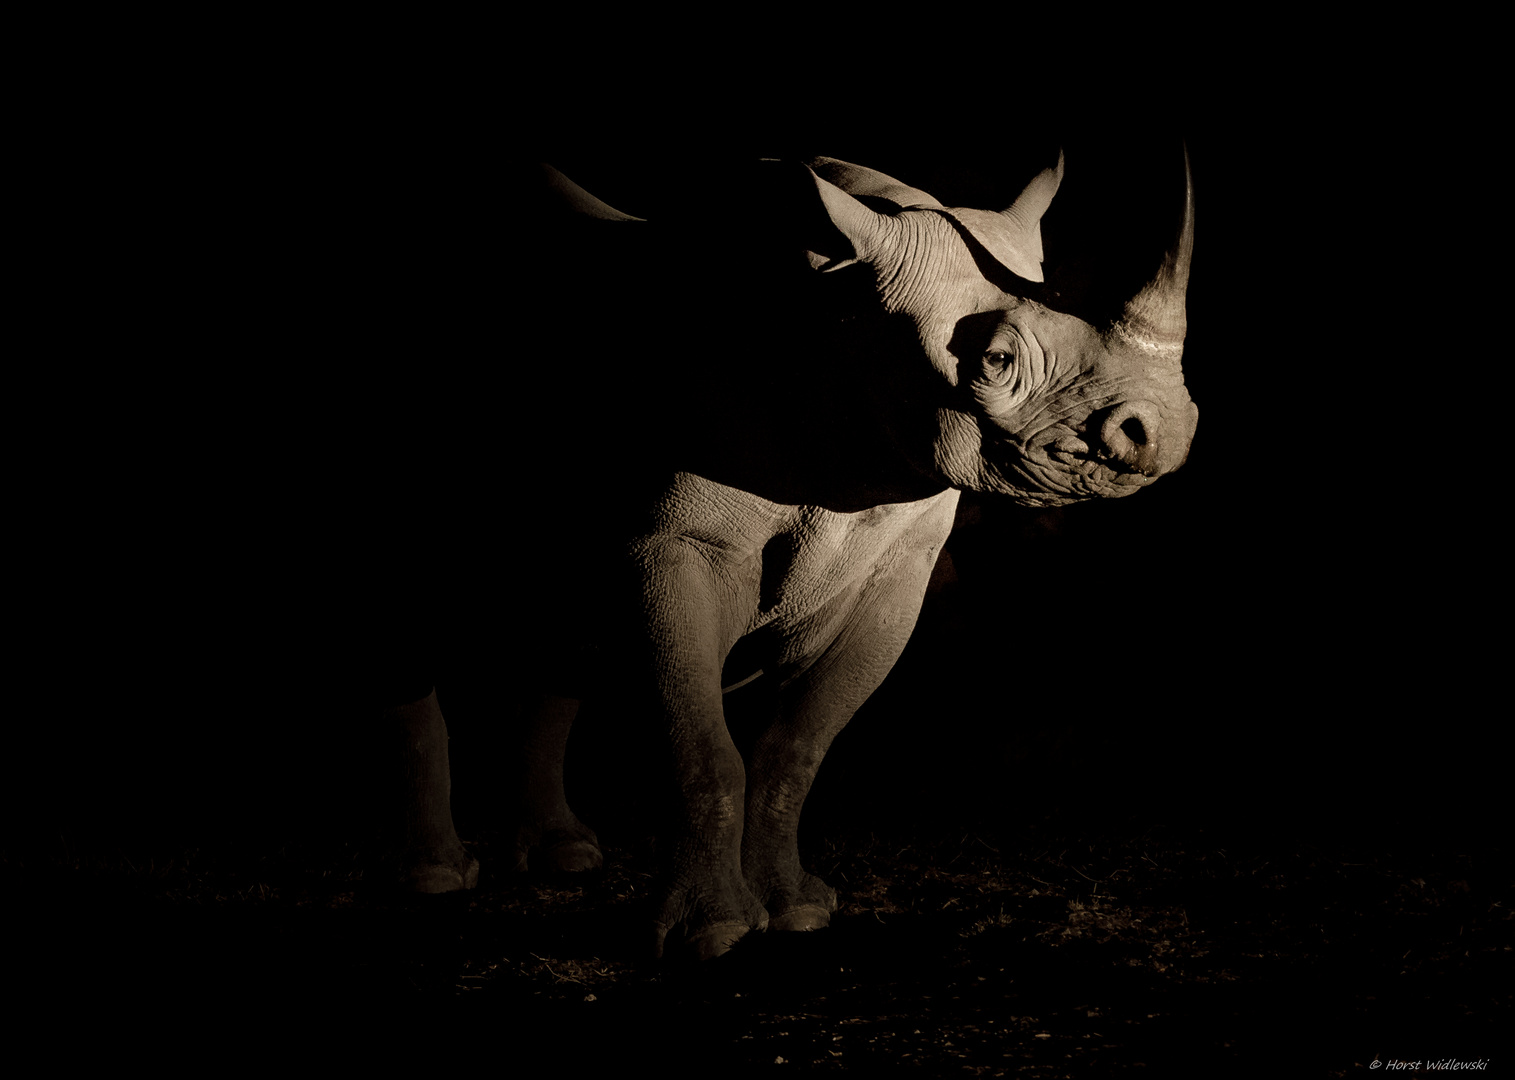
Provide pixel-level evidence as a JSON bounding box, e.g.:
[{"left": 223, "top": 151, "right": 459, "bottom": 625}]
[
  {"left": 390, "top": 689, "right": 480, "bottom": 893},
  {"left": 509, "top": 693, "right": 603, "bottom": 874}
]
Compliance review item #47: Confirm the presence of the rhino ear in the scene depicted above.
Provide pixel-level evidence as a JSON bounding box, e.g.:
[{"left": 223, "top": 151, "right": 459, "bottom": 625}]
[
  {"left": 939, "top": 152, "right": 1064, "bottom": 283},
  {"left": 795, "top": 163, "right": 901, "bottom": 272},
  {"left": 805, "top": 157, "right": 944, "bottom": 212}
]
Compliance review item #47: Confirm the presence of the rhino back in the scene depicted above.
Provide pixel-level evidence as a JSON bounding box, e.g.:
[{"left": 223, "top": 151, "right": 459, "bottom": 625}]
[{"left": 487, "top": 166, "right": 835, "bottom": 687}]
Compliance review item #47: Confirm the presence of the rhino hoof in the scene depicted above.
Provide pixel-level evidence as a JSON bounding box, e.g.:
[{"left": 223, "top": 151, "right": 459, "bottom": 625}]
[
  {"left": 655, "top": 919, "right": 761, "bottom": 962},
  {"left": 512, "top": 825, "right": 604, "bottom": 874},
  {"left": 541, "top": 837, "right": 604, "bottom": 873},
  {"left": 402, "top": 853, "right": 480, "bottom": 894},
  {"left": 769, "top": 903, "right": 832, "bottom": 932}
]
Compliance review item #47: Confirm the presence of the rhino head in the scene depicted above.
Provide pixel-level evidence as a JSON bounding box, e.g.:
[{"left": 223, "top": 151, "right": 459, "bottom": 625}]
[{"left": 802, "top": 153, "right": 1198, "bottom": 508}]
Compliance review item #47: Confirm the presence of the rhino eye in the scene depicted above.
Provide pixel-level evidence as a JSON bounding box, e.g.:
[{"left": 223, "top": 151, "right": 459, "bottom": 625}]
[{"left": 982, "top": 348, "right": 1017, "bottom": 384}]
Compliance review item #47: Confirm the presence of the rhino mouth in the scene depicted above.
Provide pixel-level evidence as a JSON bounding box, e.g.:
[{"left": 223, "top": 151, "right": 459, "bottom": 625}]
[
  {"left": 989, "top": 432, "right": 1151, "bottom": 504},
  {"left": 1043, "top": 436, "right": 1152, "bottom": 488},
  {"left": 1048, "top": 439, "right": 1151, "bottom": 487}
]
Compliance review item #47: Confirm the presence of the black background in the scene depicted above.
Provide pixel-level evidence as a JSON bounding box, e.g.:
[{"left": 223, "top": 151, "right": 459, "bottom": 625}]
[
  {"left": 7, "top": 29, "right": 1505, "bottom": 1076},
  {"left": 14, "top": 34, "right": 1501, "bottom": 870}
]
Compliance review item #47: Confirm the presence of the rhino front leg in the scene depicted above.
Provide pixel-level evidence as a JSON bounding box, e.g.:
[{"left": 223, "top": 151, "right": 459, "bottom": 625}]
[
  {"left": 635, "top": 536, "right": 770, "bottom": 961},
  {"left": 740, "top": 705, "right": 845, "bottom": 932}
]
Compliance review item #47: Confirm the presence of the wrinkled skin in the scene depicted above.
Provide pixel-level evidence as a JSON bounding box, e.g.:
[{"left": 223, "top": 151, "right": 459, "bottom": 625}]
[{"left": 396, "top": 152, "right": 1199, "bottom": 958}]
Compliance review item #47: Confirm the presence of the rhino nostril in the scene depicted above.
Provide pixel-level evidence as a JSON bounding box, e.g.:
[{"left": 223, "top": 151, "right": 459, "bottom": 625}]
[
  {"left": 1120, "top": 415, "right": 1150, "bottom": 446},
  {"left": 1096, "top": 401, "right": 1165, "bottom": 475}
]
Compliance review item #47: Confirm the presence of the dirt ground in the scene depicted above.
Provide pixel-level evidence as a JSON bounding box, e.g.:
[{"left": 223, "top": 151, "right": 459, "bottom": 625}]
[{"left": 11, "top": 787, "right": 1507, "bottom": 1076}]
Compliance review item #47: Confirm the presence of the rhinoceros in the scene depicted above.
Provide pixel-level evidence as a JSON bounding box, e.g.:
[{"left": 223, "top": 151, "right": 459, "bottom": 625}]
[{"left": 389, "top": 149, "right": 1198, "bottom": 959}]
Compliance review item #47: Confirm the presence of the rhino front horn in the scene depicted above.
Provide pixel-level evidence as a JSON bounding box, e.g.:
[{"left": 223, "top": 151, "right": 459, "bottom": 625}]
[{"left": 1113, "top": 147, "right": 1194, "bottom": 352}]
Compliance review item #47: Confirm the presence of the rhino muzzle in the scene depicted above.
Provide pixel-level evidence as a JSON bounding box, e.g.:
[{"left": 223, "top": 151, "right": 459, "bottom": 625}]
[{"left": 1093, "top": 398, "right": 1195, "bottom": 478}]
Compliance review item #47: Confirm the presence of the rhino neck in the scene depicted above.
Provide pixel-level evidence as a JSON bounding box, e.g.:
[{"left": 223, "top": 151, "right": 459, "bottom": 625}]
[{"left": 672, "top": 378, "right": 951, "bottom": 514}]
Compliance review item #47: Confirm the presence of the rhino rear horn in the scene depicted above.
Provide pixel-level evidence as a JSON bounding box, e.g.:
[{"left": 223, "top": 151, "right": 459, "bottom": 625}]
[{"left": 1113, "top": 147, "right": 1194, "bottom": 351}]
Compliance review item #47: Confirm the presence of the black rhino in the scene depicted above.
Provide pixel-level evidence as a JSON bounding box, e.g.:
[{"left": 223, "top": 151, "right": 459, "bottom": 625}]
[{"left": 387, "top": 149, "right": 1199, "bottom": 960}]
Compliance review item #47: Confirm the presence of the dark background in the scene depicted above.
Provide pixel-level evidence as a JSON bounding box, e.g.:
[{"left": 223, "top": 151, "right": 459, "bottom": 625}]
[
  {"left": 7, "top": 33, "right": 1504, "bottom": 1076},
  {"left": 14, "top": 41, "right": 1499, "bottom": 867}
]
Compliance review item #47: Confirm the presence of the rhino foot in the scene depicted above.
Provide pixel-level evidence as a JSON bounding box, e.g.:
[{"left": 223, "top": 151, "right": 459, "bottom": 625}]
[
  {"left": 511, "top": 817, "right": 604, "bottom": 874},
  {"left": 769, "top": 903, "right": 833, "bottom": 932},
  {"left": 651, "top": 875, "right": 770, "bottom": 961},
  {"left": 654, "top": 917, "right": 768, "bottom": 962},
  {"left": 759, "top": 871, "right": 838, "bottom": 931},
  {"left": 400, "top": 850, "right": 481, "bottom": 894}
]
